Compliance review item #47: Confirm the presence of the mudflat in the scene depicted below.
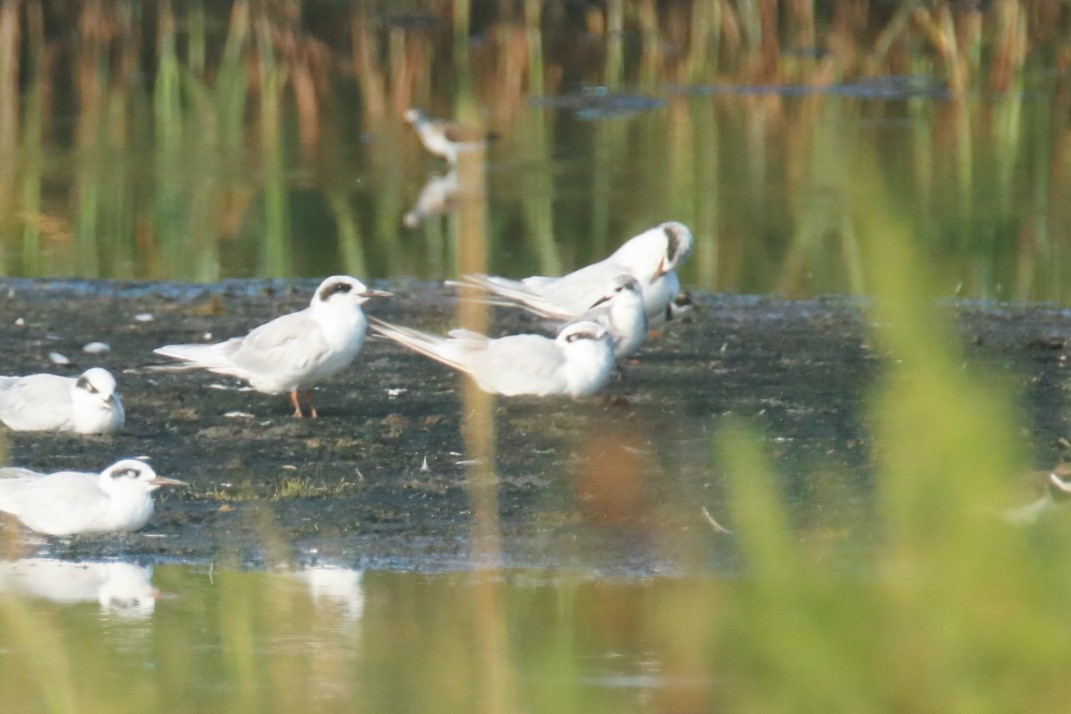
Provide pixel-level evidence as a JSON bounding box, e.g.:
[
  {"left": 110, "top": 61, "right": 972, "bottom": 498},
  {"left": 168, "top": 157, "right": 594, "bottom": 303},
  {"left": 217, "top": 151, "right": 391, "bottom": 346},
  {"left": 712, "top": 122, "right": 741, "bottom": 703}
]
[{"left": 1, "top": 278, "right": 1067, "bottom": 571}]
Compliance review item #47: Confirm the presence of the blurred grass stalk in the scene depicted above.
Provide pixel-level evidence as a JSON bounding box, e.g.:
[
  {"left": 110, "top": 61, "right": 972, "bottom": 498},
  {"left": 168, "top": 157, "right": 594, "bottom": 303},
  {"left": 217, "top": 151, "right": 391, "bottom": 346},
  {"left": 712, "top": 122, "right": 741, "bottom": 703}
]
[
  {"left": 19, "top": 0, "right": 43, "bottom": 277},
  {"left": 454, "top": 144, "right": 521, "bottom": 712},
  {"left": 715, "top": 169, "right": 1071, "bottom": 709},
  {"left": 256, "top": 11, "right": 290, "bottom": 278}
]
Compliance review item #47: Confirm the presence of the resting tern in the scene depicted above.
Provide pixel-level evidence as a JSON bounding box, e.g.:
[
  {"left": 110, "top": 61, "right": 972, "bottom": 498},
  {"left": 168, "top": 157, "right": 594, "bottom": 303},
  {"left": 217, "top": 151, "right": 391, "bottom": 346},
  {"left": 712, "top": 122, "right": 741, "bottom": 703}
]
[
  {"left": 460, "top": 221, "right": 694, "bottom": 324},
  {"left": 153, "top": 276, "right": 391, "bottom": 417},
  {"left": 0, "top": 367, "right": 124, "bottom": 434},
  {"left": 370, "top": 318, "right": 615, "bottom": 397},
  {"left": 0, "top": 459, "right": 186, "bottom": 536}
]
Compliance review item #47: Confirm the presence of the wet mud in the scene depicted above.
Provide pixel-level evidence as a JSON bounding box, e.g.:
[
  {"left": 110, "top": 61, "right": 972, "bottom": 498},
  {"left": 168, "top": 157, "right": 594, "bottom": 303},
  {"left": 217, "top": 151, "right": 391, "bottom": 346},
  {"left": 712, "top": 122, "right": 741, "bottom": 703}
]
[{"left": 1, "top": 279, "right": 1069, "bottom": 572}]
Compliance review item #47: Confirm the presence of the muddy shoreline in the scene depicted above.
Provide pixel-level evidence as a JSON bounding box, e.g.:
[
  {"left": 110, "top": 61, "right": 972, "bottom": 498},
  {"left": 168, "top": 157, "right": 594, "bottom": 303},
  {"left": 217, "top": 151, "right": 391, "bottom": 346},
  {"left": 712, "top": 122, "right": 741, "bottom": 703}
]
[{"left": 1, "top": 278, "right": 1069, "bottom": 573}]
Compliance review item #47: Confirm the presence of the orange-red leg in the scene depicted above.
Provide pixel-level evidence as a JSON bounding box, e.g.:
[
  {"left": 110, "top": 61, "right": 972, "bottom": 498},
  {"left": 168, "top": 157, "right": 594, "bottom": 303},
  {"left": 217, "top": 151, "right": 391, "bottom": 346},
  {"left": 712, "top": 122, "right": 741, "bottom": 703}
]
[{"left": 290, "top": 389, "right": 304, "bottom": 418}]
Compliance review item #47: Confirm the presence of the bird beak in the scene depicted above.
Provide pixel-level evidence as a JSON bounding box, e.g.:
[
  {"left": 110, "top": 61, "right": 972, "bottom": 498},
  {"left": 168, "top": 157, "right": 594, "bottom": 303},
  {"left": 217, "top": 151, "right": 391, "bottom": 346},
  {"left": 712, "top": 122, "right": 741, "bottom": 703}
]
[
  {"left": 589, "top": 293, "right": 612, "bottom": 309},
  {"left": 654, "top": 257, "right": 669, "bottom": 278},
  {"left": 361, "top": 289, "right": 394, "bottom": 299},
  {"left": 149, "top": 476, "right": 188, "bottom": 488}
]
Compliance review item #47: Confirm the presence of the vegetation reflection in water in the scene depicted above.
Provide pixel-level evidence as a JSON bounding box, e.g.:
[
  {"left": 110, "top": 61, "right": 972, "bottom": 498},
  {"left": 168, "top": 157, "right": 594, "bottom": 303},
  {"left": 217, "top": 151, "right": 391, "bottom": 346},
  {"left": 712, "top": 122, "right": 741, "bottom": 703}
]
[
  {"left": 0, "top": 561, "right": 718, "bottom": 713},
  {"left": 0, "top": 1, "right": 1070, "bottom": 302}
]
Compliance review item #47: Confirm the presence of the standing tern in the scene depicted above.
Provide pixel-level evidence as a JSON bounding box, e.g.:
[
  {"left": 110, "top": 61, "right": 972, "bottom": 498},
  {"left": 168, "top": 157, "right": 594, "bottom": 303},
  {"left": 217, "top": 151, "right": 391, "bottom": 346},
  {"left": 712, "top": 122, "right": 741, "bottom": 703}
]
[
  {"left": 370, "top": 318, "right": 615, "bottom": 397},
  {"left": 403, "top": 108, "right": 498, "bottom": 164},
  {"left": 460, "top": 222, "right": 694, "bottom": 324},
  {"left": 0, "top": 459, "right": 186, "bottom": 536},
  {"left": 0, "top": 367, "right": 124, "bottom": 434},
  {"left": 153, "top": 276, "right": 391, "bottom": 417}
]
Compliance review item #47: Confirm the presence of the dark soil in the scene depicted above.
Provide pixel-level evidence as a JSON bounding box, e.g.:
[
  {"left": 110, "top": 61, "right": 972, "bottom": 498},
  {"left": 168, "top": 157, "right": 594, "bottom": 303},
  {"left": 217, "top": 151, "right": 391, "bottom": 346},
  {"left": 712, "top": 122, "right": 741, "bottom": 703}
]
[{"left": 1, "top": 278, "right": 1069, "bottom": 572}]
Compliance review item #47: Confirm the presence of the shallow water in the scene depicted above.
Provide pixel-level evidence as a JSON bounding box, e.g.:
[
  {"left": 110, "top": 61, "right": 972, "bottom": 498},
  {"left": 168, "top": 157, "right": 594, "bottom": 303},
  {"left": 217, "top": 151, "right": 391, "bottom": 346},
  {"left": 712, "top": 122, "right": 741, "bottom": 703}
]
[{"left": 0, "top": 559, "right": 719, "bottom": 712}]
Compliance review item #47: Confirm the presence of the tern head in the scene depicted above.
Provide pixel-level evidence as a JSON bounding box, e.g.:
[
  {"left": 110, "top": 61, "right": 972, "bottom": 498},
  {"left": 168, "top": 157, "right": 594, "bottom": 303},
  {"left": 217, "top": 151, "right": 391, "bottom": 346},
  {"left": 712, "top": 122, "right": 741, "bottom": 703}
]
[
  {"left": 313, "top": 276, "right": 393, "bottom": 307},
  {"left": 555, "top": 321, "right": 616, "bottom": 396},
  {"left": 656, "top": 222, "right": 695, "bottom": 277},
  {"left": 590, "top": 274, "right": 644, "bottom": 310},
  {"left": 588, "top": 275, "right": 647, "bottom": 358},
  {"left": 70, "top": 367, "right": 125, "bottom": 434},
  {"left": 99, "top": 460, "right": 187, "bottom": 495},
  {"left": 74, "top": 367, "right": 119, "bottom": 405}
]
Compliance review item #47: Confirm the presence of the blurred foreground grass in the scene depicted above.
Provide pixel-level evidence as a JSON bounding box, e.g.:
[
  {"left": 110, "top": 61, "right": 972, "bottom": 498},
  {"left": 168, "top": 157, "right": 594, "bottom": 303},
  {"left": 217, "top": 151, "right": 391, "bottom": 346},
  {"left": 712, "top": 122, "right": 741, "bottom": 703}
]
[
  {"left": 715, "top": 179, "right": 1071, "bottom": 711},
  {"left": 2, "top": 182, "right": 1071, "bottom": 712}
]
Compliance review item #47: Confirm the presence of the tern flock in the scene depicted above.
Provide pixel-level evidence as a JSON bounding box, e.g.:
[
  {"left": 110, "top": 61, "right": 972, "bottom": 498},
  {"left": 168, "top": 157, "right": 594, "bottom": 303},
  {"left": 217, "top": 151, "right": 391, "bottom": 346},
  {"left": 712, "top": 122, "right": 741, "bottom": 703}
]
[{"left": 0, "top": 110, "right": 697, "bottom": 536}]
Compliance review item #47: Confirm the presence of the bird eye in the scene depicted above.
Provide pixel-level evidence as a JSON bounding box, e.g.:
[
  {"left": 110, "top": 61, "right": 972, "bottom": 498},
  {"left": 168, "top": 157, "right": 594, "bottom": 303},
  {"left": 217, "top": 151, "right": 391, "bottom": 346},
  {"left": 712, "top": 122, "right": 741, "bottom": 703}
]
[
  {"left": 333, "top": 282, "right": 353, "bottom": 294},
  {"left": 77, "top": 377, "right": 99, "bottom": 394},
  {"left": 114, "top": 469, "right": 139, "bottom": 479}
]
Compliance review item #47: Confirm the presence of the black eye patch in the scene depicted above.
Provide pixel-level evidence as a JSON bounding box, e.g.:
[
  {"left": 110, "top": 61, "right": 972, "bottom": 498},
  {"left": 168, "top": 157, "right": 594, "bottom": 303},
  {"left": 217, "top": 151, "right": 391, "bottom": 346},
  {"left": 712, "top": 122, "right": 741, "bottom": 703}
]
[
  {"left": 317, "top": 281, "right": 353, "bottom": 301},
  {"left": 76, "top": 377, "right": 98, "bottom": 393},
  {"left": 113, "top": 468, "right": 140, "bottom": 479}
]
